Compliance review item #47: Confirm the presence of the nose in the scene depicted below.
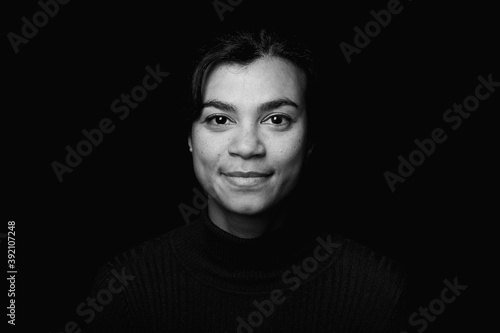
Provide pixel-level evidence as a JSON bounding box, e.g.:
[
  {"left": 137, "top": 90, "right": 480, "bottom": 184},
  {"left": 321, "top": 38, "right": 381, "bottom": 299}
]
[{"left": 228, "top": 125, "right": 265, "bottom": 159}]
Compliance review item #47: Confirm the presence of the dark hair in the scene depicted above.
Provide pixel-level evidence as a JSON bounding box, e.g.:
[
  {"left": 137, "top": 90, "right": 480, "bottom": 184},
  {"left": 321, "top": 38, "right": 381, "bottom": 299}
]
[{"left": 187, "top": 28, "right": 317, "bottom": 145}]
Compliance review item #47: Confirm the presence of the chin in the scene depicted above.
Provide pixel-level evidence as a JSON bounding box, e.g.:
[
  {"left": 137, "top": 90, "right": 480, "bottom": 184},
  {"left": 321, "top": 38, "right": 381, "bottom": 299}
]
[{"left": 223, "top": 198, "right": 272, "bottom": 216}]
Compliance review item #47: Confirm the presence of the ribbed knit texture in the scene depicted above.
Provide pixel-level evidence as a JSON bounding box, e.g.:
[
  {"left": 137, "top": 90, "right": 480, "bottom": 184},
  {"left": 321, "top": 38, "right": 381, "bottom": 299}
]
[{"left": 87, "top": 210, "right": 409, "bottom": 333}]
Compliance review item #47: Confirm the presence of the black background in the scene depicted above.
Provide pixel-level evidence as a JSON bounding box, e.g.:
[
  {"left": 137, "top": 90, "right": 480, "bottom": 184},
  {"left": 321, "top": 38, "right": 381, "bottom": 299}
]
[{"left": 4, "top": 0, "right": 497, "bottom": 332}]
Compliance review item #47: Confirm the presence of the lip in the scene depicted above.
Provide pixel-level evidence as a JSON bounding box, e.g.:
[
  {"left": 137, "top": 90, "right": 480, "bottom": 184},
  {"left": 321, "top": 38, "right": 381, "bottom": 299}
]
[
  {"left": 222, "top": 171, "right": 273, "bottom": 188},
  {"left": 224, "top": 171, "right": 273, "bottom": 178}
]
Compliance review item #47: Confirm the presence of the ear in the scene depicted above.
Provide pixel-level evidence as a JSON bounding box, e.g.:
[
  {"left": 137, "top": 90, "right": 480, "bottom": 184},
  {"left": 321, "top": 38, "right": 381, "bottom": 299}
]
[
  {"left": 306, "top": 143, "right": 314, "bottom": 162},
  {"left": 188, "top": 136, "right": 193, "bottom": 153}
]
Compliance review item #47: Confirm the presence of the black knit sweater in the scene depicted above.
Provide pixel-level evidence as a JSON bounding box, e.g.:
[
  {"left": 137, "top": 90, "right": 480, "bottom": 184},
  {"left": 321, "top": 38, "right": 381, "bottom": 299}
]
[{"left": 87, "top": 210, "right": 409, "bottom": 333}]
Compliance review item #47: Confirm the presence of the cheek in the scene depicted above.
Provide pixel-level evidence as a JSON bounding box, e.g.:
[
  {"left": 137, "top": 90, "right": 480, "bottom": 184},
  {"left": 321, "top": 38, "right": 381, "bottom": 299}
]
[
  {"left": 192, "top": 131, "right": 222, "bottom": 176},
  {"left": 272, "top": 132, "right": 307, "bottom": 169}
]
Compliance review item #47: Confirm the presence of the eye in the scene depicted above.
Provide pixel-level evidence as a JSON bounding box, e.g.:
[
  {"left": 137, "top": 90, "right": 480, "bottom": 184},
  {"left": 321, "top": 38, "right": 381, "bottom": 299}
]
[
  {"left": 262, "top": 114, "right": 292, "bottom": 127},
  {"left": 205, "top": 114, "right": 234, "bottom": 126}
]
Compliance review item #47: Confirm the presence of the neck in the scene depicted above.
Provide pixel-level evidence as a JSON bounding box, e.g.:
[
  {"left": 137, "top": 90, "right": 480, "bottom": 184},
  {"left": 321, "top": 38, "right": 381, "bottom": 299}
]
[{"left": 207, "top": 198, "right": 287, "bottom": 239}]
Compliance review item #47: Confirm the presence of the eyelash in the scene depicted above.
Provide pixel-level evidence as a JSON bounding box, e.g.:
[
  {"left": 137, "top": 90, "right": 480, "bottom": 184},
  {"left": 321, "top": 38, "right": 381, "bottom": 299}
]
[
  {"left": 204, "top": 114, "right": 292, "bottom": 127},
  {"left": 205, "top": 114, "right": 234, "bottom": 126}
]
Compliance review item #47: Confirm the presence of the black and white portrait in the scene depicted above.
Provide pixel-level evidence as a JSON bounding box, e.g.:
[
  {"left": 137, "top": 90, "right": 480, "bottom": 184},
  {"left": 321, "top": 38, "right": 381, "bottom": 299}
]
[{"left": 4, "top": 1, "right": 496, "bottom": 332}]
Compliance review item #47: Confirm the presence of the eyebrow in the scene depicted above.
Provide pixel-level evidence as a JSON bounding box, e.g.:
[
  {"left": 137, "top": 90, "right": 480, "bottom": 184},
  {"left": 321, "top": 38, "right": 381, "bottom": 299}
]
[{"left": 201, "top": 98, "right": 299, "bottom": 113}]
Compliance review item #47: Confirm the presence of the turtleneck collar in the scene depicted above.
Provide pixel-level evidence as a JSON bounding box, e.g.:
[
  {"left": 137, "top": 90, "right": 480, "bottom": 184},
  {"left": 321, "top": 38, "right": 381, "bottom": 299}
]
[{"left": 170, "top": 208, "right": 334, "bottom": 293}]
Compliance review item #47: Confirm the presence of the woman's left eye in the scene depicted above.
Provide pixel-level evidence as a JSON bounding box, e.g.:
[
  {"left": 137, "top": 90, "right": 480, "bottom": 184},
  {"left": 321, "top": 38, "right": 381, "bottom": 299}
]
[{"left": 262, "top": 115, "right": 292, "bottom": 126}]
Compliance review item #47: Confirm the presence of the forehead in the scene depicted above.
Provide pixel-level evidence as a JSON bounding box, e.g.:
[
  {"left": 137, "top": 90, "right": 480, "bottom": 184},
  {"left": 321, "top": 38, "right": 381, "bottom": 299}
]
[{"left": 202, "top": 57, "right": 306, "bottom": 105}]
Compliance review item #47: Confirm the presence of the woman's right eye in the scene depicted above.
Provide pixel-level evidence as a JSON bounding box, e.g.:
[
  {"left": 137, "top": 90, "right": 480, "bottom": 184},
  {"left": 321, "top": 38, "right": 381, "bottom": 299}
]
[{"left": 206, "top": 115, "right": 233, "bottom": 126}]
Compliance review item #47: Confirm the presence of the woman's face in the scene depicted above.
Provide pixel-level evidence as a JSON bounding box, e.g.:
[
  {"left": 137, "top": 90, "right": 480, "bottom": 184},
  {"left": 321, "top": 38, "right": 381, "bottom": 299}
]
[{"left": 189, "top": 57, "right": 309, "bottom": 216}]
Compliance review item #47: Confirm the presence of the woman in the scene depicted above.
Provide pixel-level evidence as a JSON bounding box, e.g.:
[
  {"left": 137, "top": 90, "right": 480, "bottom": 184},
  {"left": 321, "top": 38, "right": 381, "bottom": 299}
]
[{"left": 88, "top": 29, "right": 410, "bottom": 333}]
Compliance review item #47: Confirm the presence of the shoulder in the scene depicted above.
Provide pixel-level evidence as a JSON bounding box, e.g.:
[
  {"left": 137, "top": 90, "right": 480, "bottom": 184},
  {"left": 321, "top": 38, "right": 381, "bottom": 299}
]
[
  {"left": 300, "top": 230, "right": 408, "bottom": 295},
  {"left": 316, "top": 233, "right": 409, "bottom": 308},
  {"left": 314, "top": 231, "right": 406, "bottom": 279},
  {"left": 338, "top": 236, "right": 407, "bottom": 288},
  {"left": 340, "top": 237, "right": 405, "bottom": 272},
  {"left": 304, "top": 232, "right": 411, "bottom": 331},
  {"left": 90, "top": 221, "right": 197, "bottom": 290},
  {"left": 339, "top": 237, "right": 409, "bottom": 315}
]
